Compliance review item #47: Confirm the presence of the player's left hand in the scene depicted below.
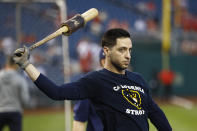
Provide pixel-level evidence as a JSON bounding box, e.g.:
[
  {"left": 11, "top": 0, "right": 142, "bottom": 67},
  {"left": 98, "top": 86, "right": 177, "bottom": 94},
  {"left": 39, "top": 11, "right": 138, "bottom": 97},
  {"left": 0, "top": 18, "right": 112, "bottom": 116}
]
[{"left": 12, "top": 45, "right": 30, "bottom": 70}]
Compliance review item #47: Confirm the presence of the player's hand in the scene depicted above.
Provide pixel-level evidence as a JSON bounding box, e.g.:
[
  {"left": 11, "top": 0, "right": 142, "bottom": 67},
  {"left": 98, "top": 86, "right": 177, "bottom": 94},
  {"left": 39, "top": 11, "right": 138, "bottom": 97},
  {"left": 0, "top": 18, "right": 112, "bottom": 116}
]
[{"left": 13, "top": 45, "right": 30, "bottom": 70}]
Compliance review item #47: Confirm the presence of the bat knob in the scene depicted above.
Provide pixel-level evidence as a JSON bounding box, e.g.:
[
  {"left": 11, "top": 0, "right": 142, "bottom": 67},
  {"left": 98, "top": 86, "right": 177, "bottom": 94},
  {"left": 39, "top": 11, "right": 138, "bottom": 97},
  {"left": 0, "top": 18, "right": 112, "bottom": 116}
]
[{"left": 15, "top": 53, "right": 22, "bottom": 57}]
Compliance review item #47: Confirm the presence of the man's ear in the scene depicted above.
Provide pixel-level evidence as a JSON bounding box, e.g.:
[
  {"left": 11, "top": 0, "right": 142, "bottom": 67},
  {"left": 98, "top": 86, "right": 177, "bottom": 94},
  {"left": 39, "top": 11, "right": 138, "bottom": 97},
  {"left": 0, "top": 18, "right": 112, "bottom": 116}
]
[{"left": 103, "top": 46, "right": 109, "bottom": 56}]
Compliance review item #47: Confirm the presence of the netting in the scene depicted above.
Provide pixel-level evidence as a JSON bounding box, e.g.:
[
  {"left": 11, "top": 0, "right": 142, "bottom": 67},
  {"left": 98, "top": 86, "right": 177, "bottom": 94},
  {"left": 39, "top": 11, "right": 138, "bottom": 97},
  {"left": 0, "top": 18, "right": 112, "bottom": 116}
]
[
  {"left": 1, "top": 0, "right": 197, "bottom": 107},
  {"left": 0, "top": 2, "right": 64, "bottom": 107}
]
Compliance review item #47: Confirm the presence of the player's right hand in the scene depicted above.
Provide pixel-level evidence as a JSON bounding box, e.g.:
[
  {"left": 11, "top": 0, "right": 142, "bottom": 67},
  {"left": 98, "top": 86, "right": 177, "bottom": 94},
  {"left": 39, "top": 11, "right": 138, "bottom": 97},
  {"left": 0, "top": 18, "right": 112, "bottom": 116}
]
[{"left": 12, "top": 46, "right": 30, "bottom": 70}]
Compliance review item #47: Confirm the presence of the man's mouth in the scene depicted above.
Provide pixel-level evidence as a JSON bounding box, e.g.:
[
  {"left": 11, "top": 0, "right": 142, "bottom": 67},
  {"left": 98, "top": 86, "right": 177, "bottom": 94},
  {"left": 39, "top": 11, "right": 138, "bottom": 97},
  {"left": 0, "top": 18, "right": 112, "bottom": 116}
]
[{"left": 123, "top": 61, "right": 130, "bottom": 65}]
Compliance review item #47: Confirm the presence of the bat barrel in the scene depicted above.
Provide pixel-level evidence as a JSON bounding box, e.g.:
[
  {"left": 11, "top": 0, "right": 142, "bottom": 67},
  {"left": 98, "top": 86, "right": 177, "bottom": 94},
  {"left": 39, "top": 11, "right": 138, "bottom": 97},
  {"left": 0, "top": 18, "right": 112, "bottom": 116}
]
[{"left": 81, "top": 8, "right": 98, "bottom": 23}]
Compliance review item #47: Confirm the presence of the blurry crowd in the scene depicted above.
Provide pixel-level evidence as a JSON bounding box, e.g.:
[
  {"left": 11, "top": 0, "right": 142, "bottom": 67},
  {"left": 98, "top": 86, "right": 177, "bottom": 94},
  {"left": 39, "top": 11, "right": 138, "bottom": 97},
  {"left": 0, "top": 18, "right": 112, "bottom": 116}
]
[
  {"left": 0, "top": 1, "right": 196, "bottom": 131},
  {"left": 148, "top": 68, "right": 176, "bottom": 102},
  {"left": 0, "top": 0, "right": 197, "bottom": 108}
]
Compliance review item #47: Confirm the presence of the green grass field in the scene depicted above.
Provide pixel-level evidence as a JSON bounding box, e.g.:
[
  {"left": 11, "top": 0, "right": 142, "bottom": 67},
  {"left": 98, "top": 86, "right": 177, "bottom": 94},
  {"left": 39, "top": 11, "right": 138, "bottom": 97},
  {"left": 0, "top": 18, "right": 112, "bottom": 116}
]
[
  {"left": 149, "top": 104, "right": 197, "bottom": 131},
  {"left": 3, "top": 104, "right": 197, "bottom": 131}
]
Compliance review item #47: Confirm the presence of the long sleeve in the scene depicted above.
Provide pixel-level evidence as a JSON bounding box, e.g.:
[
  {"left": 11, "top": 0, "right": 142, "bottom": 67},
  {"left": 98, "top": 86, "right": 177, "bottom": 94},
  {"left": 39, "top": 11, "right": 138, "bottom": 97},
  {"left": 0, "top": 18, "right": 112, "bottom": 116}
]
[
  {"left": 147, "top": 95, "right": 172, "bottom": 131},
  {"left": 34, "top": 73, "right": 97, "bottom": 100},
  {"left": 131, "top": 72, "right": 172, "bottom": 131}
]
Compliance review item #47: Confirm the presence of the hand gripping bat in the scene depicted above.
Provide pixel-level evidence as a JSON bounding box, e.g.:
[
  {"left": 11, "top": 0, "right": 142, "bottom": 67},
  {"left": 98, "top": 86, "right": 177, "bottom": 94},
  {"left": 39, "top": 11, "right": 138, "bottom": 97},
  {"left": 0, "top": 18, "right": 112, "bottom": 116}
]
[{"left": 15, "top": 8, "right": 98, "bottom": 56}]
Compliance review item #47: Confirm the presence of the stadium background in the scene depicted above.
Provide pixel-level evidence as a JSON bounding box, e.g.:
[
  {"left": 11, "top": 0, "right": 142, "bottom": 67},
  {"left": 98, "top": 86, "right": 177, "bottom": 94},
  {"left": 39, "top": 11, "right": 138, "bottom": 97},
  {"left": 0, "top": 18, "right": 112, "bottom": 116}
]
[{"left": 0, "top": 0, "right": 197, "bottom": 130}]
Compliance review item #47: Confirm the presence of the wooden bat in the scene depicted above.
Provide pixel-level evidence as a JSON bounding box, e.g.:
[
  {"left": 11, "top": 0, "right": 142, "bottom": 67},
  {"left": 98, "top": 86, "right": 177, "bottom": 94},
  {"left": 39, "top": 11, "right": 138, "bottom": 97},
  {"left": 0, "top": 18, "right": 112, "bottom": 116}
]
[{"left": 29, "top": 8, "right": 98, "bottom": 51}]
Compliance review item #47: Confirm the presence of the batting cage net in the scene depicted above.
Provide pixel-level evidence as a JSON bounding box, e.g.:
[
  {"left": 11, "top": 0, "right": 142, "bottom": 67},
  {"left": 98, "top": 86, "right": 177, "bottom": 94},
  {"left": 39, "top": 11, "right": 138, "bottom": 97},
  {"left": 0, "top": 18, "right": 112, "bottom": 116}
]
[
  {"left": 0, "top": 0, "right": 159, "bottom": 108},
  {"left": 1, "top": 0, "right": 197, "bottom": 130},
  {"left": 1, "top": 0, "right": 197, "bottom": 105},
  {"left": 0, "top": 1, "right": 65, "bottom": 108}
]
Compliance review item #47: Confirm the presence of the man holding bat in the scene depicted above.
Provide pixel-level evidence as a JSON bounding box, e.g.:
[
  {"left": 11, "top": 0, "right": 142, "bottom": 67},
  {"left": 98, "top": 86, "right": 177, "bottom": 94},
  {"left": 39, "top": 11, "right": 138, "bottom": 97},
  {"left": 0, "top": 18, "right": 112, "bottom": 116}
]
[{"left": 13, "top": 28, "right": 172, "bottom": 131}]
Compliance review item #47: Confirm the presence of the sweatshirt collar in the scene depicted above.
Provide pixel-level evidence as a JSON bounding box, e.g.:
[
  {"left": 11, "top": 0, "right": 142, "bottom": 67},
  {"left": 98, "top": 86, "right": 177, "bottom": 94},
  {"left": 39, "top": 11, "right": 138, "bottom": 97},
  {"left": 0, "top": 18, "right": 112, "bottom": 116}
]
[{"left": 102, "top": 68, "right": 128, "bottom": 79}]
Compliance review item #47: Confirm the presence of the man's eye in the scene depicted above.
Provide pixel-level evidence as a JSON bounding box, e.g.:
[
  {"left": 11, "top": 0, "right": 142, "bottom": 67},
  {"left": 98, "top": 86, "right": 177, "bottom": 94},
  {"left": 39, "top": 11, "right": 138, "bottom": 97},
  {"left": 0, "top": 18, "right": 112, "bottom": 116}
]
[{"left": 119, "top": 48, "right": 125, "bottom": 52}]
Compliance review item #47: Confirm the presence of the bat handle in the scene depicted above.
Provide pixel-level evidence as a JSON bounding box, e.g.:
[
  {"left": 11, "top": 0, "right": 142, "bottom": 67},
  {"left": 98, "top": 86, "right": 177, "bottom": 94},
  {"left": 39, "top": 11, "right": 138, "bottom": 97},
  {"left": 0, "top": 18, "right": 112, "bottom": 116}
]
[{"left": 29, "top": 26, "right": 68, "bottom": 51}]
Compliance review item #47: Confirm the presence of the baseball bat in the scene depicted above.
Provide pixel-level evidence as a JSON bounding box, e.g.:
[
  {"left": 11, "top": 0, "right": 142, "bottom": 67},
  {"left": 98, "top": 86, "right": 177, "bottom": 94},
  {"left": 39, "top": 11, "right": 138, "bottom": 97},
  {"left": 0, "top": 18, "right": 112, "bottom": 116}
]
[
  {"left": 14, "top": 8, "right": 98, "bottom": 56},
  {"left": 29, "top": 8, "right": 98, "bottom": 51},
  {"left": 21, "top": 8, "right": 98, "bottom": 51}
]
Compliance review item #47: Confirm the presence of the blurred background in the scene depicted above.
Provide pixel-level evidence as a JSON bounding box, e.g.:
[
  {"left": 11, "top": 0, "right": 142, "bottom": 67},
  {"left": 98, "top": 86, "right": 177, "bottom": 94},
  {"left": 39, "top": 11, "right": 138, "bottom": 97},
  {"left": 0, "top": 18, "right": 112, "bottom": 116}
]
[{"left": 0, "top": 0, "right": 197, "bottom": 131}]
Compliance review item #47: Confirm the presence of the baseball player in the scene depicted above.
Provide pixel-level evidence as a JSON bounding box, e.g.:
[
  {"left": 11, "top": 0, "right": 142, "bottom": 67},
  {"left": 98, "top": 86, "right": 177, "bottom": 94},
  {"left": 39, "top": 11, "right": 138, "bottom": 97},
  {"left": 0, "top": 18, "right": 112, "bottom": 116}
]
[
  {"left": 13, "top": 28, "right": 172, "bottom": 131},
  {"left": 0, "top": 57, "right": 30, "bottom": 131}
]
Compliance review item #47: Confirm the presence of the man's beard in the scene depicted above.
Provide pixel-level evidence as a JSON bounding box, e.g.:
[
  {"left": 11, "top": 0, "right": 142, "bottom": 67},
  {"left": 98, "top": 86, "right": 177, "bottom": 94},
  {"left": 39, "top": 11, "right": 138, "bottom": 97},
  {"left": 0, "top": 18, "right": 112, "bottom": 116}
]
[{"left": 111, "top": 59, "right": 127, "bottom": 71}]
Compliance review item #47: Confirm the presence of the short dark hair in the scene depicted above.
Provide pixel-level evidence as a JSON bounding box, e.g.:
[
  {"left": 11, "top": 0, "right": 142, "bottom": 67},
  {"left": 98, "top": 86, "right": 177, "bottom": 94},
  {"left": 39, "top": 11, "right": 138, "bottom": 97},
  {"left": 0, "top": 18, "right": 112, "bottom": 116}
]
[{"left": 101, "top": 28, "right": 131, "bottom": 47}]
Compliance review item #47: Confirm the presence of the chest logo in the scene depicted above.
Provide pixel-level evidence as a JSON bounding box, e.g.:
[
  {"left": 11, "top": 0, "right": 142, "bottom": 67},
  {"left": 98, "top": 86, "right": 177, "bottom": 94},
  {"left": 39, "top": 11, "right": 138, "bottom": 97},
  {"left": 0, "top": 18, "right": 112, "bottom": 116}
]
[{"left": 122, "top": 89, "right": 142, "bottom": 109}]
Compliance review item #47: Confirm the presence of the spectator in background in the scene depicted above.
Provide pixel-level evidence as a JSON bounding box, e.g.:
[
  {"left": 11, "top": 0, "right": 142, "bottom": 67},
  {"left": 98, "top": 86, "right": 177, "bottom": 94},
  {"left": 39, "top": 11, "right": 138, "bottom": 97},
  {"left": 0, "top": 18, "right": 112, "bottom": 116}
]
[
  {"left": 72, "top": 49, "right": 105, "bottom": 131},
  {"left": 158, "top": 69, "right": 175, "bottom": 102},
  {"left": 76, "top": 38, "right": 101, "bottom": 73},
  {"left": 1, "top": 37, "right": 16, "bottom": 56},
  {"left": 107, "top": 19, "right": 129, "bottom": 31},
  {"left": 146, "top": 17, "right": 159, "bottom": 32},
  {"left": 134, "top": 19, "right": 147, "bottom": 32},
  {"left": 0, "top": 56, "right": 30, "bottom": 131}
]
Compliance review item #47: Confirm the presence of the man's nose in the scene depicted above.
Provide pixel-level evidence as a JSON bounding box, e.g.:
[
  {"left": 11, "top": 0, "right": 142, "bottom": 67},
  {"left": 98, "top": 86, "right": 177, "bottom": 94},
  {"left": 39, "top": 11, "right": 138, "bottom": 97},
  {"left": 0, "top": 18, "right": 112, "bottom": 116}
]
[{"left": 125, "top": 50, "right": 131, "bottom": 59}]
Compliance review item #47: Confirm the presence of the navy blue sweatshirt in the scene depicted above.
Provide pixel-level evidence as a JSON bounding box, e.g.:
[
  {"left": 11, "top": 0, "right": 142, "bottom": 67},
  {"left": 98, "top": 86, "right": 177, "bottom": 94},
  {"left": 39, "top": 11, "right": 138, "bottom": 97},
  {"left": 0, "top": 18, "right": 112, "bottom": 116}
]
[
  {"left": 74, "top": 99, "right": 103, "bottom": 131},
  {"left": 34, "top": 68, "right": 172, "bottom": 131}
]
